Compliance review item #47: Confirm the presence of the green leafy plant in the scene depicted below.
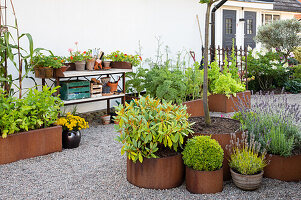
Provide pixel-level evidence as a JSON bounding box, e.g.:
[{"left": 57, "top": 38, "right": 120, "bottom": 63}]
[
  {"left": 294, "top": 47, "right": 301, "bottom": 63},
  {"left": 226, "top": 132, "right": 268, "bottom": 175},
  {"left": 285, "top": 79, "right": 301, "bottom": 94},
  {"left": 182, "top": 135, "right": 223, "bottom": 171},
  {"left": 184, "top": 62, "right": 204, "bottom": 101},
  {"left": 292, "top": 65, "right": 301, "bottom": 79},
  {"left": 31, "top": 53, "right": 64, "bottom": 69},
  {"left": 114, "top": 95, "right": 193, "bottom": 163},
  {"left": 125, "top": 67, "right": 148, "bottom": 96},
  {"left": 105, "top": 50, "right": 142, "bottom": 67}
]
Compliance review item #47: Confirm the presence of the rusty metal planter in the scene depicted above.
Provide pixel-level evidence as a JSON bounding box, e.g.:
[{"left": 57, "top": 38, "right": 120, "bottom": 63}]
[
  {"left": 182, "top": 99, "right": 204, "bottom": 117},
  {"left": 208, "top": 91, "right": 251, "bottom": 113},
  {"left": 186, "top": 166, "right": 223, "bottom": 194},
  {"left": 127, "top": 154, "right": 184, "bottom": 189},
  {"left": 0, "top": 126, "right": 62, "bottom": 165},
  {"left": 111, "top": 61, "right": 132, "bottom": 69},
  {"left": 264, "top": 154, "right": 301, "bottom": 182}
]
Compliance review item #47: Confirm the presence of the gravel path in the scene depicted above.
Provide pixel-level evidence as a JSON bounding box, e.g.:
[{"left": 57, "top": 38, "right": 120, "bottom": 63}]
[{"left": 0, "top": 94, "right": 300, "bottom": 200}]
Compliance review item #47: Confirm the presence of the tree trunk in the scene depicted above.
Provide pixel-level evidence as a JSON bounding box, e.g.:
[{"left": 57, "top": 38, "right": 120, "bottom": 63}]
[{"left": 203, "top": 3, "right": 212, "bottom": 125}]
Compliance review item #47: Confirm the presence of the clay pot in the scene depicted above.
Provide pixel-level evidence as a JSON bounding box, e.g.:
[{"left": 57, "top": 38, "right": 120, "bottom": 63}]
[
  {"left": 208, "top": 91, "right": 251, "bottom": 113},
  {"left": 111, "top": 61, "right": 132, "bottom": 69},
  {"left": 75, "top": 61, "right": 86, "bottom": 71},
  {"left": 182, "top": 99, "right": 204, "bottom": 117},
  {"left": 86, "top": 59, "right": 95, "bottom": 71},
  {"left": 101, "top": 115, "right": 111, "bottom": 125},
  {"left": 127, "top": 154, "right": 184, "bottom": 189},
  {"left": 186, "top": 166, "right": 223, "bottom": 194},
  {"left": 231, "top": 169, "right": 263, "bottom": 190},
  {"left": 60, "top": 65, "right": 70, "bottom": 72},
  {"left": 62, "top": 130, "right": 81, "bottom": 149},
  {"left": 103, "top": 61, "right": 111, "bottom": 70},
  {"left": 107, "top": 82, "right": 119, "bottom": 92},
  {"left": 264, "top": 154, "right": 301, "bottom": 182}
]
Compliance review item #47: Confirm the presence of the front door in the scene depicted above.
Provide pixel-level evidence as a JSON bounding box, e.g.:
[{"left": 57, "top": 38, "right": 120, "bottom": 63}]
[
  {"left": 223, "top": 10, "right": 236, "bottom": 48},
  {"left": 244, "top": 11, "right": 256, "bottom": 48}
]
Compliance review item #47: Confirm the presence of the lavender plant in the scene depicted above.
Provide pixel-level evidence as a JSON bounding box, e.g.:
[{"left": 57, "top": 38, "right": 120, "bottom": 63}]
[{"left": 234, "top": 92, "right": 301, "bottom": 157}]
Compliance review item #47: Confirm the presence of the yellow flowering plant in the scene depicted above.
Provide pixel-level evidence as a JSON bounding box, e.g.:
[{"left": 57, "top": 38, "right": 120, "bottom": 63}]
[{"left": 57, "top": 113, "right": 89, "bottom": 131}]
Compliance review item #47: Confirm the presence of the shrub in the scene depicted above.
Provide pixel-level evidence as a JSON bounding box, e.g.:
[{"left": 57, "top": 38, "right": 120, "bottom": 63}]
[
  {"left": 285, "top": 79, "right": 301, "bottom": 94},
  {"left": 294, "top": 47, "right": 301, "bottom": 63},
  {"left": 292, "top": 65, "right": 301, "bottom": 79},
  {"left": 226, "top": 132, "right": 268, "bottom": 175},
  {"left": 182, "top": 135, "right": 224, "bottom": 171},
  {"left": 114, "top": 95, "right": 193, "bottom": 163}
]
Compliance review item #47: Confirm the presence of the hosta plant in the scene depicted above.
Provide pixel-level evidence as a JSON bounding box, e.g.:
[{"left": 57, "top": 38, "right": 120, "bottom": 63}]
[
  {"left": 182, "top": 135, "right": 224, "bottom": 171},
  {"left": 114, "top": 95, "right": 193, "bottom": 163}
]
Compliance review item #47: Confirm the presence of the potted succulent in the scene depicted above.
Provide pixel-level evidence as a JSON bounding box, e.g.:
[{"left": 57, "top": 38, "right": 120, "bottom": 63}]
[
  {"left": 115, "top": 95, "right": 193, "bottom": 189},
  {"left": 32, "top": 53, "right": 64, "bottom": 78},
  {"left": 57, "top": 113, "right": 89, "bottom": 149},
  {"left": 182, "top": 135, "right": 224, "bottom": 194},
  {"left": 105, "top": 51, "right": 142, "bottom": 69},
  {"left": 226, "top": 132, "right": 269, "bottom": 190}
]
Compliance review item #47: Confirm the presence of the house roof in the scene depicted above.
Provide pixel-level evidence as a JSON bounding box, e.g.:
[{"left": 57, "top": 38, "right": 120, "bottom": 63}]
[{"left": 273, "top": 0, "right": 301, "bottom": 13}]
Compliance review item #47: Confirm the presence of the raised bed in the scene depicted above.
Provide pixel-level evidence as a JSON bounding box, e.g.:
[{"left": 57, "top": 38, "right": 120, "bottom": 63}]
[
  {"left": 0, "top": 126, "right": 62, "bottom": 165},
  {"left": 182, "top": 99, "right": 204, "bottom": 117},
  {"left": 208, "top": 91, "right": 251, "bottom": 113},
  {"left": 264, "top": 154, "right": 301, "bottom": 182},
  {"left": 127, "top": 154, "right": 184, "bottom": 189}
]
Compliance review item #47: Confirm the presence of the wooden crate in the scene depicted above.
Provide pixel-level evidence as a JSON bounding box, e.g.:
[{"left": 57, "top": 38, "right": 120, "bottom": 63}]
[
  {"left": 91, "top": 83, "right": 103, "bottom": 98},
  {"left": 60, "top": 80, "right": 91, "bottom": 100}
]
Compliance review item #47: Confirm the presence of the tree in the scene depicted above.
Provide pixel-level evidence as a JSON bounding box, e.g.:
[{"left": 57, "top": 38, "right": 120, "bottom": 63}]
[{"left": 256, "top": 19, "right": 301, "bottom": 60}]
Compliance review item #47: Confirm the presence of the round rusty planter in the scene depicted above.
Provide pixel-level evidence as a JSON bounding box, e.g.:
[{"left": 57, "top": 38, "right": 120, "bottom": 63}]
[
  {"left": 127, "top": 154, "right": 184, "bottom": 189},
  {"left": 264, "top": 154, "right": 301, "bottom": 182},
  {"left": 186, "top": 166, "right": 223, "bottom": 194},
  {"left": 182, "top": 99, "right": 204, "bottom": 117},
  {"left": 231, "top": 169, "right": 263, "bottom": 191},
  {"left": 194, "top": 131, "right": 242, "bottom": 181}
]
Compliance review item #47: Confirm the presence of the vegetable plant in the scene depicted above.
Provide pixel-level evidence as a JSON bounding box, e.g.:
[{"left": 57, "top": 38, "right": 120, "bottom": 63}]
[
  {"left": 114, "top": 95, "right": 193, "bottom": 163},
  {"left": 105, "top": 50, "right": 142, "bottom": 67},
  {"left": 182, "top": 135, "right": 224, "bottom": 171}
]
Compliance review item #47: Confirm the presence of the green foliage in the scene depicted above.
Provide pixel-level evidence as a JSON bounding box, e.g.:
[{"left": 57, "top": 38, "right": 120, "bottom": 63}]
[
  {"left": 182, "top": 135, "right": 223, "bottom": 171},
  {"left": 285, "top": 79, "right": 301, "bottom": 94},
  {"left": 227, "top": 133, "right": 268, "bottom": 175},
  {"left": 114, "top": 95, "right": 193, "bottom": 163},
  {"left": 105, "top": 50, "right": 142, "bottom": 67},
  {"left": 292, "top": 65, "right": 301, "bottom": 79},
  {"left": 125, "top": 67, "right": 148, "bottom": 96},
  {"left": 32, "top": 53, "right": 63, "bottom": 69},
  {"left": 0, "top": 86, "right": 63, "bottom": 138},
  {"left": 294, "top": 47, "right": 301, "bottom": 63},
  {"left": 255, "top": 19, "right": 301, "bottom": 55}
]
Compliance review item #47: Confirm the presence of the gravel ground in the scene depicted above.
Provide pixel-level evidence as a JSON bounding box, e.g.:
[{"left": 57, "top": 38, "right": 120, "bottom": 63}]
[{"left": 0, "top": 94, "right": 300, "bottom": 200}]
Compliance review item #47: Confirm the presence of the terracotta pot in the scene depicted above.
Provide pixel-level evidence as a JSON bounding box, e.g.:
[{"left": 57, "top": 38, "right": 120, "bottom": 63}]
[
  {"left": 107, "top": 82, "right": 118, "bottom": 92},
  {"left": 195, "top": 131, "right": 242, "bottom": 181},
  {"left": 101, "top": 115, "right": 111, "bottom": 125},
  {"left": 86, "top": 59, "right": 96, "bottom": 71},
  {"left": 54, "top": 66, "right": 70, "bottom": 77},
  {"left": 34, "top": 67, "right": 54, "bottom": 78},
  {"left": 111, "top": 61, "right": 132, "bottom": 69},
  {"left": 62, "top": 130, "right": 81, "bottom": 149},
  {"left": 208, "top": 91, "right": 251, "bottom": 113},
  {"left": 103, "top": 61, "right": 111, "bottom": 70},
  {"left": 0, "top": 126, "right": 62, "bottom": 165},
  {"left": 60, "top": 65, "right": 70, "bottom": 72},
  {"left": 182, "top": 99, "right": 204, "bottom": 117},
  {"left": 127, "top": 154, "right": 184, "bottom": 189},
  {"left": 264, "top": 154, "right": 301, "bottom": 181},
  {"left": 231, "top": 169, "right": 263, "bottom": 190},
  {"left": 186, "top": 166, "right": 223, "bottom": 194},
  {"left": 75, "top": 61, "right": 86, "bottom": 71}
]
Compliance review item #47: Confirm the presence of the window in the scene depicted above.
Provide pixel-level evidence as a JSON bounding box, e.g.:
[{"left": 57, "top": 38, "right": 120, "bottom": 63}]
[
  {"left": 246, "top": 19, "right": 253, "bottom": 34},
  {"left": 226, "top": 18, "right": 232, "bottom": 34},
  {"left": 262, "top": 14, "right": 280, "bottom": 25}
]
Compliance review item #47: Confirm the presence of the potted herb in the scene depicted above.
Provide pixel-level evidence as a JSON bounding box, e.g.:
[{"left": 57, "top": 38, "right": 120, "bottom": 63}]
[
  {"left": 32, "top": 53, "right": 64, "bottom": 78},
  {"left": 182, "top": 135, "right": 224, "bottom": 194},
  {"left": 105, "top": 51, "right": 142, "bottom": 69},
  {"left": 226, "top": 132, "right": 268, "bottom": 190},
  {"left": 115, "top": 95, "right": 193, "bottom": 189},
  {"left": 57, "top": 113, "right": 89, "bottom": 149}
]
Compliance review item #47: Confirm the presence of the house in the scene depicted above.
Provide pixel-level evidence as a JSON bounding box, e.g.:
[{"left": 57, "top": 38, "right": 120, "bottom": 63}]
[{"left": 215, "top": 0, "right": 301, "bottom": 48}]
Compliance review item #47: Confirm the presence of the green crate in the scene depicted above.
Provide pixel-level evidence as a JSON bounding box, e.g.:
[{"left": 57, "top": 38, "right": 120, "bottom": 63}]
[{"left": 60, "top": 80, "right": 91, "bottom": 100}]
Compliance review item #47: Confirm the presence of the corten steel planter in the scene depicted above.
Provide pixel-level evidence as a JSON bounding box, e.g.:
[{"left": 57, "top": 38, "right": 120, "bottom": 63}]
[
  {"left": 230, "top": 169, "right": 263, "bottom": 191},
  {"left": 186, "top": 166, "right": 223, "bottom": 194},
  {"left": 208, "top": 91, "right": 251, "bottom": 113},
  {"left": 127, "top": 154, "right": 184, "bottom": 189},
  {"left": 264, "top": 154, "right": 301, "bottom": 182},
  {"left": 193, "top": 131, "right": 242, "bottom": 181},
  {"left": 0, "top": 126, "right": 62, "bottom": 165},
  {"left": 111, "top": 61, "right": 132, "bottom": 69},
  {"left": 34, "top": 67, "right": 54, "bottom": 78},
  {"left": 182, "top": 99, "right": 204, "bottom": 117}
]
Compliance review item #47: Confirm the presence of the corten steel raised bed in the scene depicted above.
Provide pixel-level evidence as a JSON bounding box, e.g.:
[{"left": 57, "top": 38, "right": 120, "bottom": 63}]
[
  {"left": 192, "top": 131, "right": 242, "bottom": 181},
  {"left": 0, "top": 126, "right": 62, "bottom": 165},
  {"left": 111, "top": 61, "right": 132, "bottom": 69},
  {"left": 264, "top": 154, "right": 301, "bottom": 182},
  {"left": 208, "top": 91, "right": 251, "bottom": 113},
  {"left": 182, "top": 99, "right": 204, "bottom": 117},
  {"left": 186, "top": 166, "right": 223, "bottom": 194},
  {"left": 127, "top": 154, "right": 184, "bottom": 189}
]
